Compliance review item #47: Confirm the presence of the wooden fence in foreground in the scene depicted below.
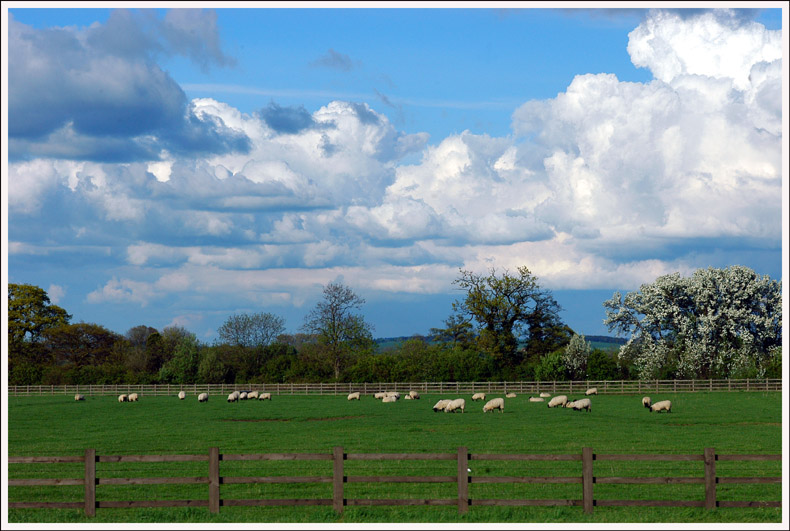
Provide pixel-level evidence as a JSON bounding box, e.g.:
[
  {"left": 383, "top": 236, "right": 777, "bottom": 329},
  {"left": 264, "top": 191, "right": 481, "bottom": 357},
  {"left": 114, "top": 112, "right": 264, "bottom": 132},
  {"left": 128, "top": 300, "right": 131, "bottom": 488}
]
[
  {"left": 8, "top": 447, "right": 781, "bottom": 516},
  {"left": 7, "top": 378, "right": 783, "bottom": 397}
]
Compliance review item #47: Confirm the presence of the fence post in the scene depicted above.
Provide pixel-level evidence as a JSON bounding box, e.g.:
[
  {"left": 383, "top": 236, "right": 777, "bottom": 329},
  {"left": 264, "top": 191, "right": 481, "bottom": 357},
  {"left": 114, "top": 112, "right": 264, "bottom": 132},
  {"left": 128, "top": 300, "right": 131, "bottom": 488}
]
[
  {"left": 84, "top": 448, "right": 96, "bottom": 517},
  {"left": 582, "top": 447, "right": 593, "bottom": 514},
  {"left": 333, "top": 446, "right": 344, "bottom": 514},
  {"left": 457, "top": 446, "right": 469, "bottom": 514},
  {"left": 209, "top": 447, "right": 220, "bottom": 514},
  {"left": 704, "top": 447, "right": 716, "bottom": 510}
]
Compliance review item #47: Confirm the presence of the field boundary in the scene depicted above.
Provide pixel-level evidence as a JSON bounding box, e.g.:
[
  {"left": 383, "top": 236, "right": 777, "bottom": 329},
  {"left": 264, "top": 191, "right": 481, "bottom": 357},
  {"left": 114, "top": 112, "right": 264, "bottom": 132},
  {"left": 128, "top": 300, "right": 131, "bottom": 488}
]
[
  {"left": 7, "top": 378, "right": 782, "bottom": 397},
  {"left": 8, "top": 447, "right": 781, "bottom": 517}
]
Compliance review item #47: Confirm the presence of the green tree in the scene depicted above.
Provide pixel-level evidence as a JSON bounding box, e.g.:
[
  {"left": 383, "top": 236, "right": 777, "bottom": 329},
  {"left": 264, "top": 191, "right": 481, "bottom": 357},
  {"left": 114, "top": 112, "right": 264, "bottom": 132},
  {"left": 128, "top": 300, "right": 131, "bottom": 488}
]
[
  {"left": 43, "top": 322, "right": 121, "bottom": 370},
  {"left": 534, "top": 349, "right": 566, "bottom": 382},
  {"left": 158, "top": 333, "right": 201, "bottom": 384},
  {"left": 301, "top": 282, "right": 375, "bottom": 380},
  {"left": 8, "top": 283, "right": 72, "bottom": 344}
]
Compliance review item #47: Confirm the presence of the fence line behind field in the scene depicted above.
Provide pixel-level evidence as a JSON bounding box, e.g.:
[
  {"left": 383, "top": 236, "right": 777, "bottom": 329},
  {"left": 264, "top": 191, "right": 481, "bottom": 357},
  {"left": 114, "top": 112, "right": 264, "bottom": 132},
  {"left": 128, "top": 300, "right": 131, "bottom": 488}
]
[
  {"left": 7, "top": 447, "right": 781, "bottom": 517},
  {"left": 8, "top": 379, "right": 783, "bottom": 397}
]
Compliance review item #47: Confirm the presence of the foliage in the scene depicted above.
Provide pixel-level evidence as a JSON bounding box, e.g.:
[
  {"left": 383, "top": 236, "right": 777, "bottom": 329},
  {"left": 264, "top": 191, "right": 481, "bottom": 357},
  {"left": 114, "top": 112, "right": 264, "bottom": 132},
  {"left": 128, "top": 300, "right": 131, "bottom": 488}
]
[
  {"left": 533, "top": 349, "right": 567, "bottom": 381},
  {"left": 562, "top": 333, "right": 591, "bottom": 380},
  {"left": 8, "top": 283, "right": 72, "bottom": 344},
  {"left": 157, "top": 332, "right": 201, "bottom": 384},
  {"left": 604, "top": 266, "right": 782, "bottom": 380},
  {"left": 217, "top": 312, "right": 286, "bottom": 348}
]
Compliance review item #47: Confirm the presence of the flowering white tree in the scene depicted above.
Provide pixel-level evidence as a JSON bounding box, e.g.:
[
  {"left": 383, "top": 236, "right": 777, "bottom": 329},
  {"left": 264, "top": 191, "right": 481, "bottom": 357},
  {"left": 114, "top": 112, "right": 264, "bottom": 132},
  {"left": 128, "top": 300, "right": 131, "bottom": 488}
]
[
  {"left": 563, "top": 333, "right": 591, "bottom": 380},
  {"left": 603, "top": 266, "right": 781, "bottom": 379}
]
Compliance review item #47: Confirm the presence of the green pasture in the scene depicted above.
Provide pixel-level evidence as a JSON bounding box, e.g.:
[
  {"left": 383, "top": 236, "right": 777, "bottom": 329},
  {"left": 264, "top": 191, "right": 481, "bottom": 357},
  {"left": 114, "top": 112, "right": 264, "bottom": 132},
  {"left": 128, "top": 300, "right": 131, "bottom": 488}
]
[{"left": 7, "top": 391, "right": 783, "bottom": 523}]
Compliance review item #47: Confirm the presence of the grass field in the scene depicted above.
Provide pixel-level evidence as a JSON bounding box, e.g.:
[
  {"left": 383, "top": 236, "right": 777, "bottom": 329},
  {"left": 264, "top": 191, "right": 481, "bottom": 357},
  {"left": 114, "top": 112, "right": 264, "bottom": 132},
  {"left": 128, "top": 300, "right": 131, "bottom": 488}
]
[{"left": 6, "top": 391, "right": 784, "bottom": 524}]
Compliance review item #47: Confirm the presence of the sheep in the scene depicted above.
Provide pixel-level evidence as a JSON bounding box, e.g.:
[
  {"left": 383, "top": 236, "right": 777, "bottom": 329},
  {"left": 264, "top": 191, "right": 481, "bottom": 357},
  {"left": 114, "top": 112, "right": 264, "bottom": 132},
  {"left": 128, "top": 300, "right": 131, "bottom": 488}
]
[
  {"left": 404, "top": 394, "right": 413, "bottom": 399},
  {"left": 258, "top": 393, "right": 272, "bottom": 400},
  {"left": 198, "top": 393, "right": 209, "bottom": 402},
  {"left": 539, "top": 392, "right": 551, "bottom": 398},
  {"left": 585, "top": 388, "right": 598, "bottom": 396},
  {"left": 230, "top": 391, "right": 240, "bottom": 400},
  {"left": 482, "top": 397, "right": 505, "bottom": 413},
  {"left": 374, "top": 392, "right": 386, "bottom": 399},
  {"left": 385, "top": 391, "right": 401, "bottom": 400},
  {"left": 227, "top": 393, "right": 238, "bottom": 403},
  {"left": 409, "top": 391, "right": 420, "bottom": 400},
  {"left": 444, "top": 398, "right": 466, "bottom": 413},
  {"left": 128, "top": 393, "right": 139, "bottom": 402},
  {"left": 471, "top": 392, "right": 486, "bottom": 401},
  {"left": 239, "top": 392, "right": 248, "bottom": 400},
  {"left": 118, "top": 394, "right": 128, "bottom": 403},
  {"left": 433, "top": 399, "right": 451, "bottom": 412},
  {"left": 642, "top": 396, "right": 652, "bottom": 409},
  {"left": 74, "top": 394, "right": 85, "bottom": 401},
  {"left": 382, "top": 395, "right": 397, "bottom": 403},
  {"left": 569, "top": 398, "right": 591, "bottom": 412},
  {"left": 505, "top": 392, "right": 517, "bottom": 398},
  {"left": 347, "top": 392, "right": 361, "bottom": 401},
  {"left": 650, "top": 400, "right": 672, "bottom": 413},
  {"left": 178, "top": 391, "right": 186, "bottom": 400},
  {"left": 247, "top": 391, "right": 259, "bottom": 399},
  {"left": 547, "top": 395, "right": 568, "bottom": 408},
  {"left": 528, "top": 396, "right": 545, "bottom": 402}
]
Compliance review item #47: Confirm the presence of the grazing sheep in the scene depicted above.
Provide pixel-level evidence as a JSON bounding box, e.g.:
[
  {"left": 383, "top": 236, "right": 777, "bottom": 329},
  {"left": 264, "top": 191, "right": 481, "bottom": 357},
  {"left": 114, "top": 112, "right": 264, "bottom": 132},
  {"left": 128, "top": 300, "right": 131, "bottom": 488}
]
[
  {"left": 247, "top": 391, "right": 259, "bottom": 399},
  {"left": 482, "top": 397, "right": 505, "bottom": 413},
  {"left": 471, "top": 392, "right": 486, "bottom": 401},
  {"left": 227, "top": 393, "right": 238, "bottom": 403},
  {"left": 178, "top": 391, "right": 186, "bottom": 400},
  {"left": 444, "top": 398, "right": 466, "bottom": 413},
  {"left": 239, "top": 392, "right": 248, "bottom": 400},
  {"left": 347, "top": 392, "right": 360, "bottom": 401},
  {"left": 642, "top": 396, "right": 652, "bottom": 409},
  {"left": 539, "top": 392, "right": 551, "bottom": 398},
  {"left": 198, "top": 393, "right": 208, "bottom": 402},
  {"left": 569, "top": 398, "right": 592, "bottom": 412},
  {"left": 230, "top": 391, "right": 240, "bottom": 400},
  {"left": 585, "top": 388, "right": 598, "bottom": 396},
  {"left": 385, "top": 391, "right": 401, "bottom": 400},
  {"left": 74, "top": 394, "right": 85, "bottom": 401},
  {"left": 528, "top": 396, "right": 545, "bottom": 402},
  {"left": 118, "top": 394, "right": 128, "bottom": 403},
  {"left": 128, "top": 393, "right": 139, "bottom": 402},
  {"left": 547, "top": 395, "right": 568, "bottom": 408},
  {"left": 258, "top": 393, "right": 272, "bottom": 400},
  {"left": 374, "top": 392, "right": 386, "bottom": 399},
  {"left": 433, "top": 399, "right": 451, "bottom": 412},
  {"left": 382, "top": 395, "right": 397, "bottom": 403},
  {"left": 409, "top": 391, "right": 420, "bottom": 400},
  {"left": 505, "top": 392, "right": 517, "bottom": 398},
  {"left": 650, "top": 400, "right": 672, "bottom": 413}
]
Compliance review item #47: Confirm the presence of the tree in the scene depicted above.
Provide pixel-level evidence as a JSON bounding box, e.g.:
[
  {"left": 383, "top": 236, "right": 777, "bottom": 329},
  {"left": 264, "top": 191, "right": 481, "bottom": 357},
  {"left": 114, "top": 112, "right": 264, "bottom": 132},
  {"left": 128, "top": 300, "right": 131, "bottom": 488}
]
[
  {"left": 217, "top": 312, "right": 286, "bottom": 348},
  {"left": 301, "top": 282, "right": 374, "bottom": 380},
  {"left": 158, "top": 332, "right": 201, "bottom": 384},
  {"left": 8, "top": 283, "right": 71, "bottom": 347},
  {"left": 452, "top": 266, "right": 568, "bottom": 367},
  {"left": 563, "top": 333, "right": 591, "bottom": 380},
  {"left": 43, "top": 322, "right": 121, "bottom": 369},
  {"left": 604, "top": 266, "right": 782, "bottom": 379}
]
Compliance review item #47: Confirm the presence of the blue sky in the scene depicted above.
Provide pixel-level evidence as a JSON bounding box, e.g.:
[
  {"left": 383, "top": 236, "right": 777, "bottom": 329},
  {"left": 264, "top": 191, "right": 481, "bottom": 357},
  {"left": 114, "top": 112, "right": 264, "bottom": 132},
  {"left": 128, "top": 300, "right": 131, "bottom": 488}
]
[{"left": 3, "top": 4, "right": 787, "bottom": 342}]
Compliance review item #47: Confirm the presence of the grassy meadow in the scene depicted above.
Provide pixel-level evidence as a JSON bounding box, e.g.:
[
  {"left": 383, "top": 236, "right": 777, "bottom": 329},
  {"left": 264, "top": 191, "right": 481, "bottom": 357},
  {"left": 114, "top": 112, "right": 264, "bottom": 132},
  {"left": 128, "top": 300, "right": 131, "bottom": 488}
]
[{"left": 7, "top": 391, "right": 783, "bottom": 524}]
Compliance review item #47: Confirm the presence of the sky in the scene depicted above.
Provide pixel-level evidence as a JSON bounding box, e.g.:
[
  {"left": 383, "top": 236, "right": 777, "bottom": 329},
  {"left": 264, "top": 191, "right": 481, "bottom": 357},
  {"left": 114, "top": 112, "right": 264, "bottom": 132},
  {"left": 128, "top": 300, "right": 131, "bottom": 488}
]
[{"left": 2, "top": 3, "right": 788, "bottom": 343}]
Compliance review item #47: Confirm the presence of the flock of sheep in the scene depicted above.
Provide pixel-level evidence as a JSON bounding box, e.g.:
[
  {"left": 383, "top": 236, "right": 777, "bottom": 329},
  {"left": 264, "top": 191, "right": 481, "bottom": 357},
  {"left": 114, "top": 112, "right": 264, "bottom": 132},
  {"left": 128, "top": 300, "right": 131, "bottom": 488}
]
[{"left": 71, "top": 388, "right": 672, "bottom": 414}]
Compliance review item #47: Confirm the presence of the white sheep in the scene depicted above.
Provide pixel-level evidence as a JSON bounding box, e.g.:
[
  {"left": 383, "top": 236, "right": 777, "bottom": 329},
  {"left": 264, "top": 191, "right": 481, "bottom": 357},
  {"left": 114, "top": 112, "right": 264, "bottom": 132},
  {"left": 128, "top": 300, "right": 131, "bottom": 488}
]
[
  {"left": 404, "top": 394, "right": 413, "bottom": 399},
  {"left": 433, "top": 399, "right": 451, "bottom": 412},
  {"left": 585, "top": 388, "right": 598, "bottom": 396},
  {"left": 444, "top": 398, "right": 466, "bottom": 413},
  {"left": 374, "top": 392, "right": 386, "bottom": 399},
  {"left": 482, "top": 397, "right": 505, "bottom": 413},
  {"left": 382, "top": 395, "right": 397, "bottom": 403},
  {"left": 198, "top": 393, "right": 209, "bottom": 402},
  {"left": 178, "top": 391, "right": 186, "bottom": 400},
  {"left": 471, "top": 392, "right": 486, "bottom": 401},
  {"left": 547, "top": 395, "right": 568, "bottom": 408},
  {"left": 642, "top": 396, "right": 652, "bottom": 409},
  {"left": 239, "top": 392, "right": 248, "bottom": 400},
  {"left": 569, "top": 398, "right": 591, "bottom": 412},
  {"left": 528, "top": 396, "right": 545, "bottom": 402},
  {"left": 227, "top": 393, "right": 238, "bottom": 403},
  {"left": 409, "top": 391, "right": 420, "bottom": 400},
  {"left": 247, "top": 391, "right": 259, "bottom": 399},
  {"left": 118, "top": 394, "right": 128, "bottom": 403},
  {"left": 128, "top": 393, "right": 139, "bottom": 402},
  {"left": 539, "top": 392, "right": 551, "bottom": 398},
  {"left": 347, "top": 392, "right": 360, "bottom": 401},
  {"left": 385, "top": 391, "right": 401, "bottom": 400},
  {"left": 74, "top": 394, "right": 85, "bottom": 401},
  {"left": 231, "top": 391, "right": 240, "bottom": 400},
  {"left": 650, "top": 400, "right": 672, "bottom": 413},
  {"left": 505, "top": 392, "right": 517, "bottom": 398},
  {"left": 258, "top": 393, "right": 272, "bottom": 400}
]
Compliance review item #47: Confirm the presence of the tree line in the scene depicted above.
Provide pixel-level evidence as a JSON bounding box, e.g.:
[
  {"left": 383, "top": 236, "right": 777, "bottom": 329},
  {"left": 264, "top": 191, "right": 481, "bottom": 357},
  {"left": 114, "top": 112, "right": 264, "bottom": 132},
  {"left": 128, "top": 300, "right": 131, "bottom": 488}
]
[{"left": 7, "top": 265, "right": 781, "bottom": 386}]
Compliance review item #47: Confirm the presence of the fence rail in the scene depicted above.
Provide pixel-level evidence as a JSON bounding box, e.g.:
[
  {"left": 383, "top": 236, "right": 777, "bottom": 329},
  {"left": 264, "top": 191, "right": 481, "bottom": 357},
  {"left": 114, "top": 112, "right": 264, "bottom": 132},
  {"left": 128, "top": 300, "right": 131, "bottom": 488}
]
[
  {"left": 7, "top": 447, "right": 781, "bottom": 517},
  {"left": 7, "top": 378, "right": 782, "bottom": 397}
]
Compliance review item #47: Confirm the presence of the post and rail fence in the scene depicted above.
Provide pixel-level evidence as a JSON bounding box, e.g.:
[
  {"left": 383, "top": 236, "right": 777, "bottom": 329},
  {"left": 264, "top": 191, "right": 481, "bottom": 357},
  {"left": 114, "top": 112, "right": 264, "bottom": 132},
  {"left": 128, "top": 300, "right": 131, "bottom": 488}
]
[
  {"left": 8, "top": 447, "right": 781, "bottom": 517},
  {"left": 7, "top": 378, "right": 782, "bottom": 398}
]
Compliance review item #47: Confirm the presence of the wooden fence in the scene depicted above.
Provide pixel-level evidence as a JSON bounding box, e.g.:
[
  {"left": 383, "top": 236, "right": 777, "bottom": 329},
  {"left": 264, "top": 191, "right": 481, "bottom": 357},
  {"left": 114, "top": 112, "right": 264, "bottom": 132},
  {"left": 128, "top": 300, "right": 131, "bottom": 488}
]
[
  {"left": 7, "top": 378, "right": 782, "bottom": 397},
  {"left": 8, "top": 447, "right": 781, "bottom": 516}
]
